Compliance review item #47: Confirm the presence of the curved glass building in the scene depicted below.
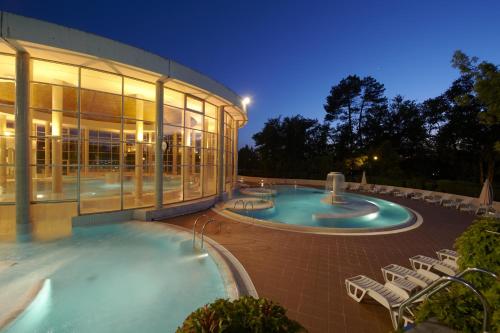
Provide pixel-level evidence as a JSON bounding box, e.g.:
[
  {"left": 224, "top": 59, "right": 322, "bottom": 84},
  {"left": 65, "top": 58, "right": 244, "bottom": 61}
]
[{"left": 0, "top": 12, "right": 247, "bottom": 239}]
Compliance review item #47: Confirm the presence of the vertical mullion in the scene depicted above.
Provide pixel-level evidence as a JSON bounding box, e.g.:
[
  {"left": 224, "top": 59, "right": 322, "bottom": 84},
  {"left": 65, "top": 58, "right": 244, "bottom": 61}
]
[
  {"left": 200, "top": 103, "right": 205, "bottom": 197},
  {"left": 182, "top": 95, "right": 186, "bottom": 202},
  {"left": 120, "top": 77, "right": 124, "bottom": 210},
  {"left": 76, "top": 67, "right": 81, "bottom": 215}
]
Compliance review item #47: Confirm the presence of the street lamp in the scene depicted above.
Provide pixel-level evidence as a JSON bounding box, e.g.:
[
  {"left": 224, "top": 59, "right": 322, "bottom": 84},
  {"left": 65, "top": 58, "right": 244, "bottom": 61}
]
[{"left": 242, "top": 96, "right": 251, "bottom": 106}]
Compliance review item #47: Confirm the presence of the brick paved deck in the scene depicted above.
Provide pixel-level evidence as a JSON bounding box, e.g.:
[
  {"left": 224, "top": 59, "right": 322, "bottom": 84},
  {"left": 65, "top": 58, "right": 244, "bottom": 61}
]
[{"left": 162, "top": 193, "right": 474, "bottom": 333}]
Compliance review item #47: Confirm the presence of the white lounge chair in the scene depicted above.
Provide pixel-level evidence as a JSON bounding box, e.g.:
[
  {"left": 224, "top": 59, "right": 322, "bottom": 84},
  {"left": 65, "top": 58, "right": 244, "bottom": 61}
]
[
  {"left": 411, "top": 191, "right": 431, "bottom": 200},
  {"left": 393, "top": 189, "right": 409, "bottom": 197},
  {"left": 380, "top": 186, "right": 395, "bottom": 195},
  {"left": 476, "top": 205, "right": 496, "bottom": 216},
  {"left": 436, "top": 249, "right": 459, "bottom": 264},
  {"left": 381, "top": 264, "right": 439, "bottom": 288},
  {"left": 370, "top": 185, "right": 383, "bottom": 193},
  {"left": 350, "top": 183, "right": 361, "bottom": 191},
  {"left": 409, "top": 255, "right": 458, "bottom": 276},
  {"left": 345, "top": 275, "right": 416, "bottom": 328},
  {"left": 458, "top": 199, "right": 477, "bottom": 213},
  {"left": 442, "top": 197, "right": 462, "bottom": 208},
  {"left": 425, "top": 193, "right": 443, "bottom": 204}
]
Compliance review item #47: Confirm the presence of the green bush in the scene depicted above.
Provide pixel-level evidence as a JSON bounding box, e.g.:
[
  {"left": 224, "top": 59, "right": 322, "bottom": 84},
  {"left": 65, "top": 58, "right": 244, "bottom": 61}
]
[
  {"left": 176, "top": 296, "right": 307, "bottom": 333},
  {"left": 415, "top": 217, "right": 500, "bottom": 332}
]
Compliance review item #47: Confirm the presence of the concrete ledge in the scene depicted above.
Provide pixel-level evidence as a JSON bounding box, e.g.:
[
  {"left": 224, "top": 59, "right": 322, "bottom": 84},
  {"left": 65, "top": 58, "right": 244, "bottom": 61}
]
[
  {"left": 72, "top": 210, "right": 134, "bottom": 227},
  {"left": 134, "top": 196, "right": 218, "bottom": 221}
]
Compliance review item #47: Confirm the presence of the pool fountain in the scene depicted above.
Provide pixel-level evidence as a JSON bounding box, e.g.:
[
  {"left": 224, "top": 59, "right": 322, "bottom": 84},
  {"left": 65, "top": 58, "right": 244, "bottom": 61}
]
[{"left": 325, "top": 172, "right": 346, "bottom": 204}]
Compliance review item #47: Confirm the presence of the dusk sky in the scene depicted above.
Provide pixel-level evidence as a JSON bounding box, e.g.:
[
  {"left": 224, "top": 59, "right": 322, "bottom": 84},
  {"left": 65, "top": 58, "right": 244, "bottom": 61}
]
[{"left": 1, "top": 0, "right": 499, "bottom": 147}]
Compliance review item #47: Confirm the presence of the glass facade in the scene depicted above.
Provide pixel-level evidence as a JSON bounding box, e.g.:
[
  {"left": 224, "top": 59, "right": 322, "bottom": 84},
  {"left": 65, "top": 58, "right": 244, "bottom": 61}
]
[
  {"left": 163, "top": 90, "right": 219, "bottom": 203},
  {"left": 0, "top": 54, "right": 15, "bottom": 204},
  {"left": 0, "top": 54, "right": 241, "bottom": 228},
  {"left": 224, "top": 112, "right": 235, "bottom": 192}
]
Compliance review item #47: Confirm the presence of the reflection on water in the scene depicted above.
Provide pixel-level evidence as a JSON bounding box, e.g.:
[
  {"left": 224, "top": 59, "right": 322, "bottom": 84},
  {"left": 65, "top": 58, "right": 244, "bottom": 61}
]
[{"left": 0, "top": 223, "right": 226, "bottom": 333}]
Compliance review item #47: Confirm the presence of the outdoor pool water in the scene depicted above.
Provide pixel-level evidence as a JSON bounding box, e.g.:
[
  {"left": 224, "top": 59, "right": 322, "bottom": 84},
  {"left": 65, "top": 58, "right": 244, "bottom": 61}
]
[
  {"left": 233, "top": 186, "right": 412, "bottom": 230},
  {"left": 0, "top": 223, "right": 227, "bottom": 333}
]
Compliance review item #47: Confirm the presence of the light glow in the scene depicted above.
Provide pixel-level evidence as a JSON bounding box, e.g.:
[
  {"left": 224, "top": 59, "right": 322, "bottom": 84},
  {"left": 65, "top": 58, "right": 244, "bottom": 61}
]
[{"left": 242, "top": 97, "right": 251, "bottom": 106}]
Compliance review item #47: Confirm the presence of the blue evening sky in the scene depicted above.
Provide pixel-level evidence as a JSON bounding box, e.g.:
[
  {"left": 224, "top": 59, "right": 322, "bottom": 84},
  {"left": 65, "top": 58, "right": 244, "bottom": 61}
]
[{"left": 1, "top": 0, "right": 499, "bottom": 147}]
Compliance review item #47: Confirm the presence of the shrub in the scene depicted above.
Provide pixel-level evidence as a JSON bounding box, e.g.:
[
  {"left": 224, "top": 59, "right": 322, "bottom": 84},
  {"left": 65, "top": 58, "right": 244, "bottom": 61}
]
[
  {"left": 176, "top": 296, "right": 307, "bottom": 333},
  {"left": 415, "top": 217, "right": 500, "bottom": 332}
]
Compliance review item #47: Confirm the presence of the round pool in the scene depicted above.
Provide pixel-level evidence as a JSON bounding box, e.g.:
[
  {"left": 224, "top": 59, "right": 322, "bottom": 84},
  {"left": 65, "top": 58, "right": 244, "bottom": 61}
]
[
  {"left": 223, "top": 186, "right": 417, "bottom": 233},
  {"left": 0, "top": 223, "right": 235, "bottom": 332}
]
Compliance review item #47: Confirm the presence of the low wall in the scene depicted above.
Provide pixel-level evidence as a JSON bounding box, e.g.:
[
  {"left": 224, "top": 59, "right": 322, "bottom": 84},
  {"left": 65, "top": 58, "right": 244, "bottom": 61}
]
[{"left": 237, "top": 175, "right": 500, "bottom": 210}]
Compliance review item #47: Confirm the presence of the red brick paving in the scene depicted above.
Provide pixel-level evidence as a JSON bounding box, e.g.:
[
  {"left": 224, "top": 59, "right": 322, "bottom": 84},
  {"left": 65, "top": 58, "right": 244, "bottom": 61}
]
[{"left": 162, "top": 193, "right": 474, "bottom": 333}]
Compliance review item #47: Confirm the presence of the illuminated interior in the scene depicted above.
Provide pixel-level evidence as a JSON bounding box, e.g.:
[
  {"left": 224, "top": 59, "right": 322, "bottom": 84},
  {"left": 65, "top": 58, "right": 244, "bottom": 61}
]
[{"left": 0, "top": 38, "right": 246, "bottom": 238}]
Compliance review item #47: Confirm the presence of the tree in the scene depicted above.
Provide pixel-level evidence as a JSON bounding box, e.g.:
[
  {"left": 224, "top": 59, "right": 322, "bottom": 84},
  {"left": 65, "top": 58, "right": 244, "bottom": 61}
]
[
  {"left": 452, "top": 50, "right": 500, "bottom": 126},
  {"left": 450, "top": 51, "right": 500, "bottom": 182},
  {"left": 238, "top": 145, "right": 260, "bottom": 176},
  {"left": 324, "top": 75, "right": 386, "bottom": 152}
]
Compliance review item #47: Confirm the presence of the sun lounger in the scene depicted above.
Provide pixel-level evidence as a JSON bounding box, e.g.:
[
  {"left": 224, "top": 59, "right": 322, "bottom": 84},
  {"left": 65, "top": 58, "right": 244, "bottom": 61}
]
[
  {"left": 436, "top": 249, "right": 459, "bottom": 264},
  {"left": 458, "top": 199, "right": 477, "bottom": 213},
  {"left": 370, "top": 185, "right": 383, "bottom": 193},
  {"left": 442, "top": 197, "right": 462, "bottom": 208},
  {"left": 409, "top": 255, "right": 458, "bottom": 276},
  {"left": 380, "top": 186, "right": 395, "bottom": 195},
  {"left": 345, "top": 275, "right": 416, "bottom": 328},
  {"left": 350, "top": 183, "right": 361, "bottom": 191},
  {"left": 424, "top": 194, "right": 443, "bottom": 204},
  {"left": 411, "top": 191, "right": 430, "bottom": 200},
  {"left": 381, "top": 264, "right": 439, "bottom": 288},
  {"left": 393, "top": 189, "right": 409, "bottom": 197},
  {"left": 476, "top": 205, "right": 496, "bottom": 216}
]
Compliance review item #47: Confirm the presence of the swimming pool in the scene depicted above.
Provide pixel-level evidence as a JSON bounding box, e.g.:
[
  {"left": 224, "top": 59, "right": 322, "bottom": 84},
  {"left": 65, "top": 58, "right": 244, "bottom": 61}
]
[
  {"left": 0, "top": 223, "right": 232, "bottom": 332},
  {"left": 227, "top": 186, "right": 415, "bottom": 232}
]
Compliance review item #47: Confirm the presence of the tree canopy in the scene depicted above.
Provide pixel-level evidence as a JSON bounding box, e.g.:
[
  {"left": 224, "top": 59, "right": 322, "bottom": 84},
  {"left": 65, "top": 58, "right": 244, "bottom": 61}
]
[{"left": 239, "top": 51, "right": 500, "bottom": 198}]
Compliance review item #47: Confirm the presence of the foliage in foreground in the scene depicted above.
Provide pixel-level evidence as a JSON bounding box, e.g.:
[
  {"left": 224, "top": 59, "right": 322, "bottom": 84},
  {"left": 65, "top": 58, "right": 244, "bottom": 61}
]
[
  {"left": 176, "top": 296, "right": 306, "bottom": 333},
  {"left": 415, "top": 217, "right": 500, "bottom": 332}
]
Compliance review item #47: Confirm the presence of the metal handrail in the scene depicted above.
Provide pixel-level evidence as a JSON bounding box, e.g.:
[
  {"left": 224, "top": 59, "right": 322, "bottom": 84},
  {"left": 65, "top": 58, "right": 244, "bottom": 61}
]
[
  {"left": 426, "top": 267, "right": 498, "bottom": 299},
  {"left": 233, "top": 199, "right": 245, "bottom": 209},
  {"left": 200, "top": 218, "right": 218, "bottom": 249},
  {"left": 396, "top": 274, "right": 492, "bottom": 332},
  {"left": 192, "top": 214, "right": 209, "bottom": 247},
  {"left": 244, "top": 201, "right": 254, "bottom": 211}
]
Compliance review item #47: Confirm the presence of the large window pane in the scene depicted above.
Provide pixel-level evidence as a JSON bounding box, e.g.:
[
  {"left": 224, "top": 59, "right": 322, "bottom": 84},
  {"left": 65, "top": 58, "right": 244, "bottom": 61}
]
[
  {"left": 204, "top": 117, "right": 217, "bottom": 133},
  {"left": 32, "top": 60, "right": 78, "bottom": 87},
  {"left": 0, "top": 55, "right": 15, "bottom": 79},
  {"left": 184, "top": 165, "right": 201, "bottom": 200},
  {"left": 81, "top": 68, "right": 122, "bottom": 95},
  {"left": 31, "top": 83, "right": 77, "bottom": 112},
  {"left": 0, "top": 80, "right": 15, "bottom": 106},
  {"left": 81, "top": 89, "right": 122, "bottom": 118},
  {"left": 80, "top": 166, "right": 121, "bottom": 214},
  {"left": 203, "top": 165, "right": 217, "bottom": 196},
  {"left": 164, "top": 106, "right": 183, "bottom": 126},
  {"left": 124, "top": 97, "right": 155, "bottom": 122},
  {"left": 186, "top": 96, "right": 203, "bottom": 112},
  {"left": 205, "top": 102, "right": 217, "bottom": 118},
  {"left": 185, "top": 111, "right": 203, "bottom": 130},
  {"left": 164, "top": 88, "right": 184, "bottom": 109},
  {"left": 124, "top": 78, "right": 155, "bottom": 101}
]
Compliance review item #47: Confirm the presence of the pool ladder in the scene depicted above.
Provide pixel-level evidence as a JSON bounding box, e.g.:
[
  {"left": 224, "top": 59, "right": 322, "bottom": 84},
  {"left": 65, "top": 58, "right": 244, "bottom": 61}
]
[
  {"left": 233, "top": 199, "right": 245, "bottom": 209},
  {"left": 192, "top": 215, "right": 221, "bottom": 249},
  {"left": 244, "top": 201, "right": 254, "bottom": 211}
]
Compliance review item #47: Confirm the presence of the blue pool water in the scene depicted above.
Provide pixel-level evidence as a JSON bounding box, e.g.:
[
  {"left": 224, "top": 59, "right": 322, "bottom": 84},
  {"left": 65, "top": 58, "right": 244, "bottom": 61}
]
[
  {"left": 0, "top": 223, "right": 227, "bottom": 332},
  {"left": 233, "top": 186, "right": 412, "bottom": 229}
]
